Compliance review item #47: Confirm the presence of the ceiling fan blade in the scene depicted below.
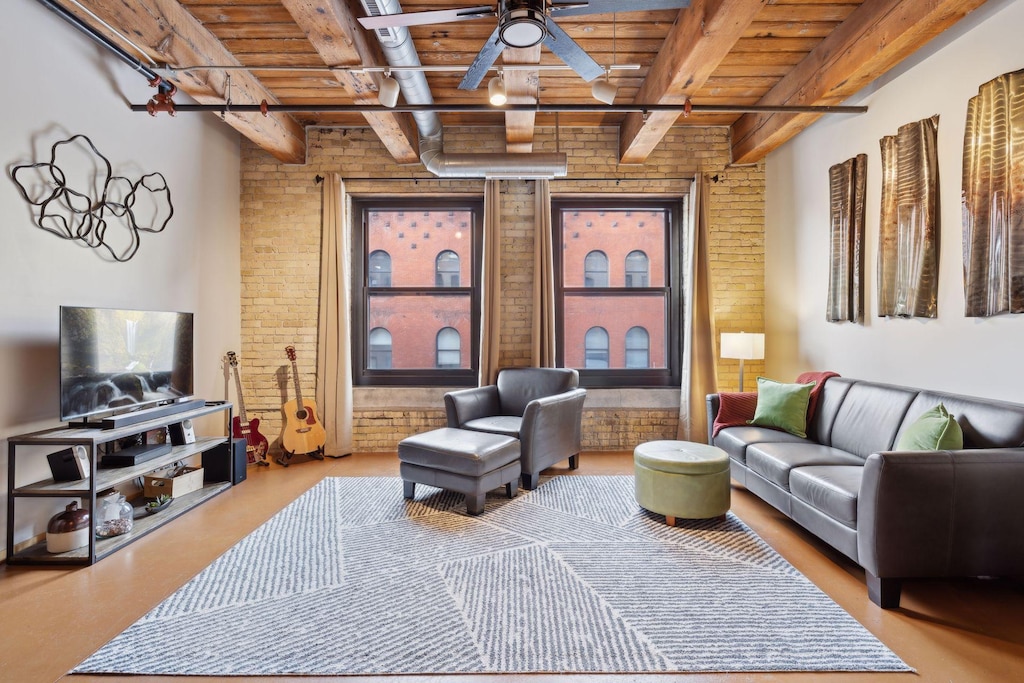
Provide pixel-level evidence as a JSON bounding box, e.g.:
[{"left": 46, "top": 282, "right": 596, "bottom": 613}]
[
  {"left": 459, "top": 27, "right": 506, "bottom": 91},
  {"left": 358, "top": 5, "right": 493, "bottom": 30},
  {"left": 550, "top": 0, "right": 690, "bottom": 18},
  {"left": 542, "top": 21, "right": 604, "bottom": 83}
]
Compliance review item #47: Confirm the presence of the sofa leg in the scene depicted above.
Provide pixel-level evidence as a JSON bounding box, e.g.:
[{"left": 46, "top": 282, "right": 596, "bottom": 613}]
[
  {"left": 403, "top": 480, "right": 415, "bottom": 499},
  {"left": 521, "top": 473, "right": 536, "bottom": 490},
  {"left": 568, "top": 453, "right": 579, "bottom": 470},
  {"left": 866, "top": 572, "right": 902, "bottom": 609}
]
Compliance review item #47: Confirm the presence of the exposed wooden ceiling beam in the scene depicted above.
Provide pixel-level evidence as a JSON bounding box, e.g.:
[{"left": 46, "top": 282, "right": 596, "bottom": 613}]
[
  {"left": 618, "top": 0, "right": 765, "bottom": 164},
  {"left": 730, "top": 0, "right": 989, "bottom": 164},
  {"left": 72, "top": 0, "right": 306, "bottom": 165},
  {"left": 280, "top": 0, "right": 419, "bottom": 164},
  {"left": 502, "top": 46, "right": 542, "bottom": 153}
]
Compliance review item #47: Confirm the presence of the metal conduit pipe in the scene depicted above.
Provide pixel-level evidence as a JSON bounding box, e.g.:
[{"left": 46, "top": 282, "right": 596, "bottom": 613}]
[{"left": 362, "top": 0, "right": 567, "bottom": 178}]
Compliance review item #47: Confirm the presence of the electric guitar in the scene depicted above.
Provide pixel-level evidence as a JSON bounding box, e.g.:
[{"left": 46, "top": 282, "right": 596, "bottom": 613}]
[
  {"left": 226, "top": 352, "right": 269, "bottom": 467},
  {"left": 279, "top": 345, "right": 327, "bottom": 465}
]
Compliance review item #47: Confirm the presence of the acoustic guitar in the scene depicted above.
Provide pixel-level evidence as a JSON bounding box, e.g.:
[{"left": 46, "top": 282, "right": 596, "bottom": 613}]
[
  {"left": 279, "top": 345, "right": 326, "bottom": 466},
  {"left": 226, "top": 352, "right": 269, "bottom": 467}
]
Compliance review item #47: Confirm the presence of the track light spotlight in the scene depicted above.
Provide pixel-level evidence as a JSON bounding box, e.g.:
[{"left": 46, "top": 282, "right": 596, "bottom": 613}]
[
  {"left": 379, "top": 70, "right": 400, "bottom": 108},
  {"left": 488, "top": 74, "right": 507, "bottom": 106},
  {"left": 592, "top": 72, "right": 617, "bottom": 105}
]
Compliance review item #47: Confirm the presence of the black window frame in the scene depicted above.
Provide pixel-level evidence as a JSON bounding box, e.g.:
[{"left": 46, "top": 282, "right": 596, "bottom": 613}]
[
  {"left": 353, "top": 197, "right": 483, "bottom": 387},
  {"left": 553, "top": 198, "right": 683, "bottom": 388}
]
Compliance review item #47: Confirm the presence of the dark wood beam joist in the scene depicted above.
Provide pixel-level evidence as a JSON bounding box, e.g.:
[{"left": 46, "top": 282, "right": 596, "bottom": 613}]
[{"left": 730, "top": 0, "right": 989, "bottom": 164}]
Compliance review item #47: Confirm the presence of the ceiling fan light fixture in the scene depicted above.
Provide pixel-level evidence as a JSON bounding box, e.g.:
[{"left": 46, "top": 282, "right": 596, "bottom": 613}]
[
  {"left": 592, "top": 77, "right": 617, "bottom": 105},
  {"left": 488, "top": 74, "right": 507, "bottom": 106},
  {"left": 378, "top": 71, "right": 400, "bottom": 108},
  {"left": 498, "top": 2, "right": 546, "bottom": 48}
]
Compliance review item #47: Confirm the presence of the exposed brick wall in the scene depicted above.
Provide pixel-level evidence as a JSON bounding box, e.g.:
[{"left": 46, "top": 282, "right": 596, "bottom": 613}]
[{"left": 239, "top": 126, "right": 764, "bottom": 453}]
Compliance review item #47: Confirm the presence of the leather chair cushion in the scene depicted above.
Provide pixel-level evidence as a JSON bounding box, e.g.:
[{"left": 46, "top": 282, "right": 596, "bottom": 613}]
[
  {"left": 790, "top": 465, "right": 863, "bottom": 528},
  {"left": 496, "top": 367, "right": 578, "bottom": 416},
  {"left": 463, "top": 416, "right": 522, "bottom": 437},
  {"left": 746, "top": 442, "right": 864, "bottom": 491},
  {"left": 398, "top": 428, "right": 520, "bottom": 476}
]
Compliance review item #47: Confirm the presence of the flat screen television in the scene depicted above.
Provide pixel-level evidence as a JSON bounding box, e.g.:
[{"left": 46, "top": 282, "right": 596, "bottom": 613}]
[{"left": 59, "top": 306, "right": 194, "bottom": 423}]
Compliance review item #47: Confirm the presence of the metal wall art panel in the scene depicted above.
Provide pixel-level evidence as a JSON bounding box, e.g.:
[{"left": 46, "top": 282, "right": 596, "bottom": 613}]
[
  {"left": 962, "top": 68, "right": 1024, "bottom": 317},
  {"left": 877, "top": 115, "right": 940, "bottom": 318},
  {"left": 827, "top": 154, "right": 867, "bottom": 322}
]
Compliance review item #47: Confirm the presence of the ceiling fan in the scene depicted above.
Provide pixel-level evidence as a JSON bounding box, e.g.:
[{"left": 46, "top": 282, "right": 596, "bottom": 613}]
[{"left": 358, "top": 0, "right": 691, "bottom": 91}]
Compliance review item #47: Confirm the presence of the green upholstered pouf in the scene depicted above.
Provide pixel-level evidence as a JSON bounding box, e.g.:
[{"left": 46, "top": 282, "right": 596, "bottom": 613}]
[{"left": 634, "top": 440, "right": 731, "bottom": 524}]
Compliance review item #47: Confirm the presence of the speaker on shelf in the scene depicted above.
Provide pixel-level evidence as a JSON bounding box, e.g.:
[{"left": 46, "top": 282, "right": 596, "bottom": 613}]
[
  {"left": 202, "top": 439, "right": 247, "bottom": 486},
  {"left": 47, "top": 445, "right": 90, "bottom": 481},
  {"left": 168, "top": 419, "right": 196, "bottom": 445}
]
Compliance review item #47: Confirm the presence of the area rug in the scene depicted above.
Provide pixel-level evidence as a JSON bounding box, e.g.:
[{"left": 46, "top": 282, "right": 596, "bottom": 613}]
[{"left": 74, "top": 475, "right": 911, "bottom": 675}]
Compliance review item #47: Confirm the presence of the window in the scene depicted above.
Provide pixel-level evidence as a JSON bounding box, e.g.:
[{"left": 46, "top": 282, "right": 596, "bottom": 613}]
[
  {"left": 625, "top": 326, "right": 650, "bottom": 368},
  {"left": 584, "top": 327, "right": 609, "bottom": 368},
  {"left": 368, "top": 250, "right": 391, "bottom": 287},
  {"left": 353, "top": 198, "right": 483, "bottom": 386},
  {"left": 553, "top": 198, "right": 684, "bottom": 388},
  {"left": 584, "top": 250, "right": 609, "bottom": 287},
  {"left": 368, "top": 327, "right": 392, "bottom": 369},
  {"left": 435, "top": 250, "right": 460, "bottom": 287},
  {"left": 625, "top": 250, "right": 649, "bottom": 287},
  {"left": 436, "top": 327, "right": 461, "bottom": 368}
]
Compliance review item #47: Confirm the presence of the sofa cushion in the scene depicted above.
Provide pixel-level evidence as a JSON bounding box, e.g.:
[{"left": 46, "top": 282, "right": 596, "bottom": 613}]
[
  {"left": 790, "top": 466, "right": 863, "bottom": 529},
  {"left": 899, "top": 391, "right": 1024, "bottom": 449},
  {"left": 713, "top": 425, "right": 809, "bottom": 464},
  {"left": 749, "top": 378, "right": 816, "bottom": 438},
  {"left": 746, "top": 442, "right": 865, "bottom": 491},
  {"left": 896, "top": 403, "right": 964, "bottom": 451},
  {"left": 829, "top": 382, "right": 918, "bottom": 458}
]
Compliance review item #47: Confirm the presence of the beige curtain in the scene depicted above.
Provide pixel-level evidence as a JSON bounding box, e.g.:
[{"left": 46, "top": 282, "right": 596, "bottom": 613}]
[
  {"left": 532, "top": 179, "right": 556, "bottom": 367},
  {"left": 678, "top": 175, "right": 718, "bottom": 442},
  {"left": 479, "top": 179, "right": 502, "bottom": 385},
  {"left": 316, "top": 173, "right": 353, "bottom": 457}
]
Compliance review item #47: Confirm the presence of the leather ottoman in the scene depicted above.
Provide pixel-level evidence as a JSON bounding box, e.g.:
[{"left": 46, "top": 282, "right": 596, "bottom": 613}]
[
  {"left": 634, "top": 440, "right": 731, "bottom": 524},
  {"left": 398, "top": 427, "right": 521, "bottom": 515}
]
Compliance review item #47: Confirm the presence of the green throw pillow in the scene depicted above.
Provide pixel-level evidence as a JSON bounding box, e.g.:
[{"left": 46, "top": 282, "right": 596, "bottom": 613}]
[
  {"left": 748, "top": 377, "right": 815, "bottom": 438},
  {"left": 896, "top": 403, "right": 964, "bottom": 451}
]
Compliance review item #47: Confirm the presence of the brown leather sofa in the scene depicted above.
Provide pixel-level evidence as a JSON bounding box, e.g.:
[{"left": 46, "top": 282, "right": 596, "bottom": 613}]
[{"left": 707, "top": 377, "right": 1024, "bottom": 608}]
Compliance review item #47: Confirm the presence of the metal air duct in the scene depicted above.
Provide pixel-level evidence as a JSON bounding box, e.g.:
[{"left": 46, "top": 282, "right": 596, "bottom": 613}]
[{"left": 360, "top": 0, "right": 567, "bottom": 179}]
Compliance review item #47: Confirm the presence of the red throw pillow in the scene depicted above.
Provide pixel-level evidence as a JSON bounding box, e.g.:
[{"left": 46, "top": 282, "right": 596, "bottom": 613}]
[{"left": 712, "top": 391, "right": 759, "bottom": 437}]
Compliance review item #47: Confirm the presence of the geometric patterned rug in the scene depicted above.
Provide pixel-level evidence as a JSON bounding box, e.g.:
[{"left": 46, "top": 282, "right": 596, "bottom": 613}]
[{"left": 73, "top": 476, "right": 912, "bottom": 675}]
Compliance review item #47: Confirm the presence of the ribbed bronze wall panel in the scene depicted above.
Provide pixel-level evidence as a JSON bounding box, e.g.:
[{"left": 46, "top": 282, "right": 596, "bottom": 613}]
[
  {"left": 962, "top": 69, "right": 1024, "bottom": 317},
  {"left": 878, "top": 115, "right": 940, "bottom": 318},
  {"left": 827, "top": 154, "right": 867, "bottom": 322}
]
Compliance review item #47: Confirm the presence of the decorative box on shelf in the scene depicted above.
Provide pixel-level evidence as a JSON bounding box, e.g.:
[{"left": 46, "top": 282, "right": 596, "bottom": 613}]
[{"left": 143, "top": 466, "right": 204, "bottom": 499}]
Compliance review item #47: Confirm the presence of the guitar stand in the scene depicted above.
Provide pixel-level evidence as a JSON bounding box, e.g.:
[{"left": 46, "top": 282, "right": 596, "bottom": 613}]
[{"left": 275, "top": 446, "right": 325, "bottom": 468}]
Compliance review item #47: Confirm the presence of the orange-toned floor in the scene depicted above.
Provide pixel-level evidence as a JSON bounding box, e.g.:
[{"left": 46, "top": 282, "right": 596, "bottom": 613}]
[{"left": 2, "top": 452, "right": 1022, "bottom": 683}]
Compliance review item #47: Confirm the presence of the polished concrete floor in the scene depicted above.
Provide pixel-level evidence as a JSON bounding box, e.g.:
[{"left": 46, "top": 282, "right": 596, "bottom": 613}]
[{"left": 1, "top": 451, "right": 1022, "bottom": 683}]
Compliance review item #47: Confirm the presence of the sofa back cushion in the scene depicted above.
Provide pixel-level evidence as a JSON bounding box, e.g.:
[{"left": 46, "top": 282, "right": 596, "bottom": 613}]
[
  {"left": 828, "top": 382, "right": 918, "bottom": 459},
  {"left": 810, "top": 377, "right": 855, "bottom": 444},
  {"left": 898, "top": 391, "right": 1024, "bottom": 449}
]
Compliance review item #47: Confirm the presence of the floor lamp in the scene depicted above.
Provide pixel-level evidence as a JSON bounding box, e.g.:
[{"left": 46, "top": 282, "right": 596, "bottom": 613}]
[{"left": 720, "top": 332, "right": 765, "bottom": 392}]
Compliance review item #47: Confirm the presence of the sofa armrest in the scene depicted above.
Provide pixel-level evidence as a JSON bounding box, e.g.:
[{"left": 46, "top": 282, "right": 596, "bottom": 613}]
[
  {"left": 444, "top": 385, "right": 501, "bottom": 428},
  {"left": 706, "top": 393, "right": 721, "bottom": 446},
  {"left": 857, "top": 448, "right": 1024, "bottom": 579},
  {"left": 520, "top": 388, "right": 587, "bottom": 471}
]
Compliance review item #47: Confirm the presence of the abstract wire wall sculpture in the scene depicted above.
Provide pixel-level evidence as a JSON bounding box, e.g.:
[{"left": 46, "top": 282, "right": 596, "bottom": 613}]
[
  {"left": 827, "top": 154, "right": 867, "bottom": 323},
  {"left": 962, "top": 68, "right": 1024, "bottom": 317},
  {"left": 878, "top": 115, "right": 940, "bottom": 318},
  {"left": 9, "top": 134, "right": 173, "bottom": 262}
]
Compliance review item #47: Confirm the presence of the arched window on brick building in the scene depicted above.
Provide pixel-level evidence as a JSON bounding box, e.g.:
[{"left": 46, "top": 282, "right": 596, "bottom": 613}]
[
  {"left": 584, "top": 250, "right": 609, "bottom": 287},
  {"left": 625, "top": 326, "right": 650, "bottom": 368},
  {"left": 369, "top": 327, "right": 392, "bottom": 369},
  {"left": 584, "top": 326, "right": 609, "bottom": 368},
  {"left": 436, "top": 327, "right": 461, "bottom": 368},
  {"left": 625, "top": 250, "right": 649, "bottom": 287},
  {"left": 435, "top": 250, "right": 460, "bottom": 287},
  {"left": 369, "top": 250, "right": 392, "bottom": 287}
]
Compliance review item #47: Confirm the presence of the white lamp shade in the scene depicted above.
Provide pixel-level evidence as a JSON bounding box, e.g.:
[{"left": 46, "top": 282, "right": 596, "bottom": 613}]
[
  {"left": 488, "top": 76, "right": 507, "bottom": 106},
  {"left": 378, "top": 75, "right": 400, "bottom": 108},
  {"left": 591, "top": 78, "right": 617, "bottom": 105},
  {"left": 720, "top": 332, "right": 765, "bottom": 360}
]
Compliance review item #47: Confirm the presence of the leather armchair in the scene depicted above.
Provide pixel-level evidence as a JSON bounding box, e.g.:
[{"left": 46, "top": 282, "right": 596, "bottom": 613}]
[{"left": 444, "top": 368, "right": 587, "bottom": 490}]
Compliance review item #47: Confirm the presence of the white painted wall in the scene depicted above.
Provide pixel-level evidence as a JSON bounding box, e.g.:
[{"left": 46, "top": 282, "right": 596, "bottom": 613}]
[
  {"left": 1, "top": 2, "right": 241, "bottom": 552},
  {"left": 765, "top": 0, "right": 1024, "bottom": 402}
]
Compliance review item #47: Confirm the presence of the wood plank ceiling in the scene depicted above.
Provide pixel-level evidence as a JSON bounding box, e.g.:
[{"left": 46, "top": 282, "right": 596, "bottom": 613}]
[{"left": 57, "top": 0, "right": 989, "bottom": 167}]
